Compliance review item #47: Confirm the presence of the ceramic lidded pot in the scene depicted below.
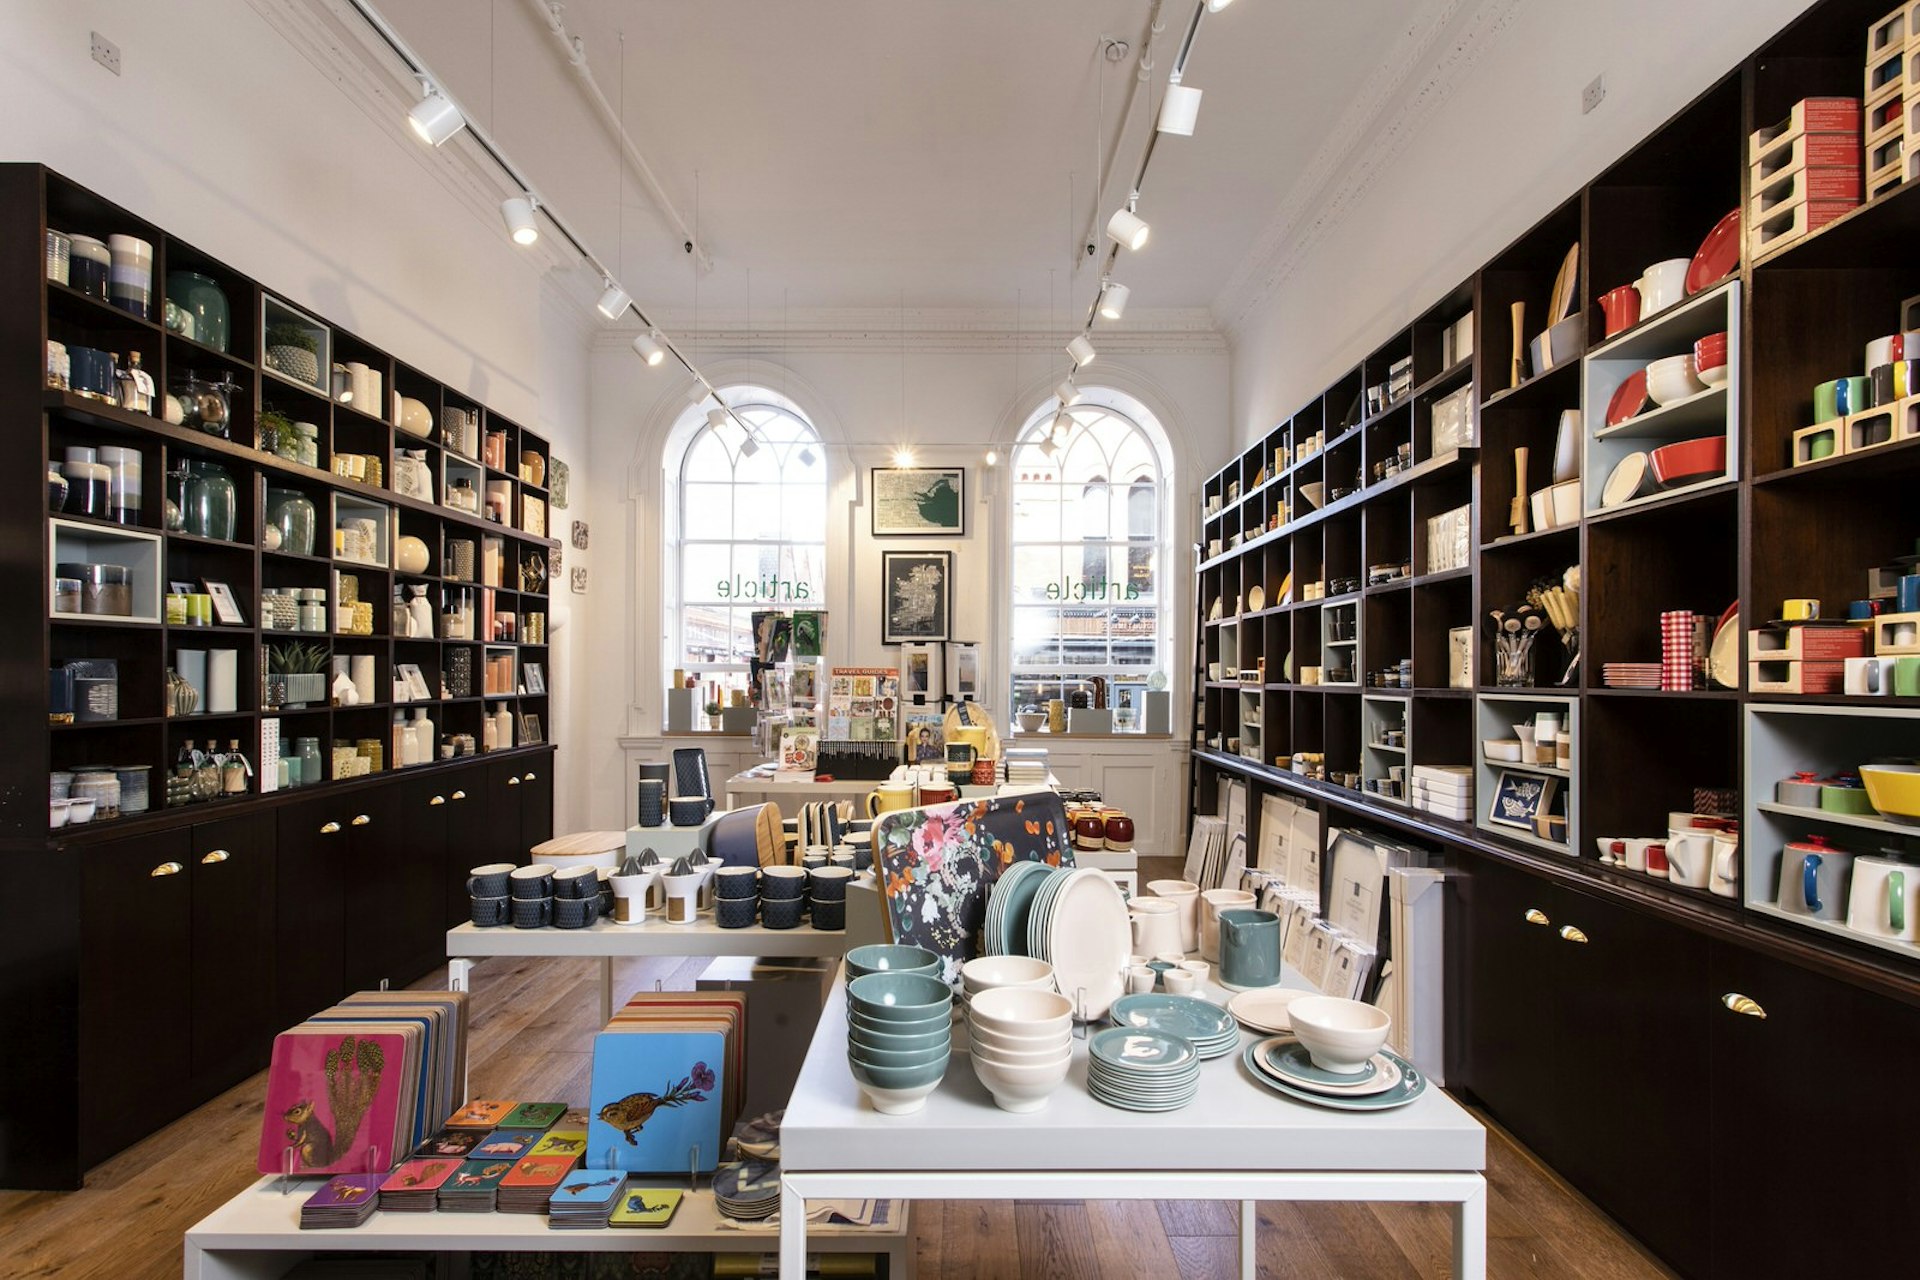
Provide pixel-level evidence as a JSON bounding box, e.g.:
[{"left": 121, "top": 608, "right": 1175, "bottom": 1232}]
[
  {"left": 1073, "top": 809, "right": 1108, "bottom": 850},
  {"left": 1102, "top": 811, "right": 1134, "bottom": 851}
]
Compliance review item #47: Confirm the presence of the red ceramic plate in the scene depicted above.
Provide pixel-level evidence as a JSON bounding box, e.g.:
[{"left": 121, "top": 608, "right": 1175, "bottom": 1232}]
[
  {"left": 1606, "top": 369, "right": 1650, "bottom": 427},
  {"left": 1685, "top": 210, "right": 1741, "bottom": 295}
]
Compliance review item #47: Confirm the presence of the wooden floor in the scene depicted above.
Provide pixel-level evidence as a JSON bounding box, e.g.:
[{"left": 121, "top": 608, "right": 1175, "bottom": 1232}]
[{"left": 0, "top": 865, "right": 1676, "bottom": 1279}]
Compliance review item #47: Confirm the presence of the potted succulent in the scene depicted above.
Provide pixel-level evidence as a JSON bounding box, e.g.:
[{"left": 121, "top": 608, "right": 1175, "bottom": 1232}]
[
  {"left": 267, "top": 639, "right": 329, "bottom": 709},
  {"left": 265, "top": 322, "right": 320, "bottom": 386},
  {"left": 704, "top": 700, "right": 723, "bottom": 732},
  {"left": 258, "top": 406, "right": 300, "bottom": 462}
]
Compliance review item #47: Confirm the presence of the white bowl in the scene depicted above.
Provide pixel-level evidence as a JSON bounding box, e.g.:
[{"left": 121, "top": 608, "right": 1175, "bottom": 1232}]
[
  {"left": 968, "top": 1026, "right": 1073, "bottom": 1061},
  {"left": 966, "top": 986, "right": 1074, "bottom": 1038},
  {"left": 970, "top": 1052, "right": 1072, "bottom": 1112},
  {"left": 855, "top": 1078, "right": 944, "bottom": 1115},
  {"left": 1287, "top": 996, "right": 1391, "bottom": 1076},
  {"left": 960, "top": 955, "right": 1055, "bottom": 997},
  {"left": 1645, "top": 354, "right": 1705, "bottom": 407},
  {"left": 1697, "top": 362, "right": 1729, "bottom": 388}
]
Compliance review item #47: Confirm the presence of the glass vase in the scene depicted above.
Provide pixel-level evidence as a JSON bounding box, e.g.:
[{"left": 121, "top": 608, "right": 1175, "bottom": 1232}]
[
  {"left": 266, "top": 488, "right": 316, "bottom": 557},
  {"left": 165, "top": 271, "right": 229, "bottom": 353},
  {"left": 1493, "top": 633, "right": 1539, "bottom": 687},
  {"left": 182, "top": 460, "right": 237, "bottom": 542}
]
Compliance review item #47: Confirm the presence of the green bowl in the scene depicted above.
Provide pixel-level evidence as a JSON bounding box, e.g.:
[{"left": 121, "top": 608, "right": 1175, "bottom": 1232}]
[
  {"left": 848, "top": 1051, "right": 951, "bottom": 1091},
  {"left": 847, "top": 1040, "right": 952, "bottom": 1070},
  {"left": 846, "top": 944, "right": 942, "bottom": 982},
  {"left": 850, "top": 1007, "right": 950, "bottom": 1039},
  {"left": 848, "top": 971, "right": 953, "bottom": 1021},
  {"left": 849, "top": 1019, "right": 952, "bottom": 1052}
]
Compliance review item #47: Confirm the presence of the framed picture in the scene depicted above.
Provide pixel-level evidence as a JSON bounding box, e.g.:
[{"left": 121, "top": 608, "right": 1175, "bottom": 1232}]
[
  {"left": 203, "top": 580, "right": 246, "bottom": 626},
  {"left": 900, "top": 642, "right": 944, "bottom": 704},
  {"left": 947, "top": 641, "right": 981, "bottom": 702},
  {"left": 1488, "top": 770, "right": 1559, "bottom": 831},
  {"left": 518, "top": 712, "right": 544, "bottom": 745},
  {"left": 571, "top": 566, "right": 588, "bottom": 595},
  {"left": 870, "top": 467, "right": 965, "bottom": 536},
  {"left": 524, "top": 662, "right": 546, "bottom": 695},
  {"left": 880, "top": 551, "right": 952, "bottom": 644},
  {"left": 571, "top": 520, "right": 590, "bottom": 550}
]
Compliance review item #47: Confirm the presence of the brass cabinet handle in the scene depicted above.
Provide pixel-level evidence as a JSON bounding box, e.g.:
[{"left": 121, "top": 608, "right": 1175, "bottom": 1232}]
[
  {"left": 507, "top": 776, "right": 520, "bottom": 787},
  {"left": 1722, "top": 993, "right": 1767, "bottom": 1019},
  {"left": 452, "top": 790, "right": 467, "bottom": 801},
  {"left": 429, "top": 795, "right": 446, "bottom": 807},
  {"left": 151, "top": 861, "right": 183, "bottom": 877},
  {"left": 200, "top": 849, "right": 230, "bottom": 865},
  {"left": 523, "top": 771, "right": 536, "bottom": 782},
  {"left": 1523, "top": 908, "right": 1550, "bottom": 926},
  {"left": 351, "top": 814, "right": 371, "bottom": 827},
  {"left": 1559, "top": 925, "right": 1589, "bottom": 944},
  {"left": 320, "top": 821, "right": 342, "bottom": 834}
]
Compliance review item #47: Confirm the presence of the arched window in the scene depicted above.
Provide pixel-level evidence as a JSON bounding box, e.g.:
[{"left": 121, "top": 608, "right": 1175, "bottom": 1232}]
[
  {"left": 668, "top": 395, "right": 826, "bottom": 708},
  {"left": 1009, "top": 396, "right": 1169, "bottom": 720}
]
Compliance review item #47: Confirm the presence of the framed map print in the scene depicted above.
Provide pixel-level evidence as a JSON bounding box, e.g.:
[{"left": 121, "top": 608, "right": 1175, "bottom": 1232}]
[
  {"left": 870, "top": 467, "right": 965, "bottom": 536},
  {"left": 880, "top": 550, "right": 952, "bottom": 644}
]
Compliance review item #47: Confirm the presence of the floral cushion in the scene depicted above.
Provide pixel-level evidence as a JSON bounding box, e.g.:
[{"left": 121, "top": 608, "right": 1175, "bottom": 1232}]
[{"left": 874, "top": 792, "right": 1074, "bottom": 981}]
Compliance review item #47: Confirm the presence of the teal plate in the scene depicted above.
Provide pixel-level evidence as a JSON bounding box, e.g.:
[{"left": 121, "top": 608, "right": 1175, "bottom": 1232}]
[
  {"left": 1088, "top": 1079, "right": 1197, "bottom": 1112},
  {"left": 1025, "top": 871, "right": 1070, "bottom": 959},
  {"left": 1089, "top": 1026, "right": 1197, "bottom": 1073},
  {"left": 1110, "top": 994, "right": 1236, "bottom": 1043},
  {"left": 990, "top": 862, "right": 1049, "bottom": 955},
  {"left": 1240, "top": 1042, "right": 1426, "bottom": 1111}
]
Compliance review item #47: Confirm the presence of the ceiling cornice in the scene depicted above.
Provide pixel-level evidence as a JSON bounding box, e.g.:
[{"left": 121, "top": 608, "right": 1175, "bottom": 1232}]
[
  {"left": 586, "top": 307, "right": 1226, "bottom": 356},
  {"left": 1210, "top": 0, "right": 1525, "bottom": 335}
]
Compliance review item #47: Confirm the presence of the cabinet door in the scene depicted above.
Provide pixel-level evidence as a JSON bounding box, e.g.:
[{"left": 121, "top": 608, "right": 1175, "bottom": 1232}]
[
  {"left": 189, "top": 812, "right": 276, "bottom": 1092},
  {"left": 1455, "top": 855, "right": 1564, "bottom": 1162},
  {"left": 517, "top": 752, "right": 554, "bottom": 851},
  {"left": 397, "top": 773, "right": 456, "bottom": 973},
  {"left": 80, "top": 829, "right": 194, "bottom": 1165},
  {"left": 340, "top": 784, "right": 414, "bottom": 991},
  {"left": 1710, "top": 943, "right": 1920, "bottom": 1278},
  {"left": 440, "top": 762, "right": 487, "bottom": 928},
  {"left": 274, "top": 793, "right": 349, "bottom": 1027},
  {"left": 486, "top": 757, "right": 531, "bottom": 865},
  {"left": 1551, "top": 885, "right": 1712, "bottom": 1280}
]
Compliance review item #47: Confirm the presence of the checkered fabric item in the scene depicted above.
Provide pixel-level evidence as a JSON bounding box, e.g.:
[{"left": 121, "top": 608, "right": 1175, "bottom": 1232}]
[{"left": 1661, "top": 610, "right": 1699, "bottom": 691}]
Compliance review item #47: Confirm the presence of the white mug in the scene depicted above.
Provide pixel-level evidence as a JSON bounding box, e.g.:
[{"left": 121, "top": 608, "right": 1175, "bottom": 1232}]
[
  {"left": 1709, "top": 834, "right": 1740, "bottom": 899},
  {"left": 1665, "top": 830, "right": 1715, "bottom": 889},
  {"left": 1129, "top": 899, "right": 1184, "bottom": 957},
  {"left": 1846, "top": 856, "right": 1917, "bottom": 940},
  {"left": 1163, "top": 969, "right": 1198, "bottom": 995},
  {"left": 1126, "top": 965, "right": 1157, "bottom": 995}
]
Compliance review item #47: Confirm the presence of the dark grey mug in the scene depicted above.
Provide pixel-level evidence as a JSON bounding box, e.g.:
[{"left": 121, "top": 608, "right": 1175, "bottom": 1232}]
[
  {"left": 471, "top": 894, "right": 509, "bottom": 926},
  {"left": 511, "top": 895, "right": 552, "bottom": 928}
]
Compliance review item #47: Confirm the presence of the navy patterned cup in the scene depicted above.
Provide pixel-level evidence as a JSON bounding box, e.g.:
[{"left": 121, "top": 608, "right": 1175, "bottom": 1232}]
[
  {"left": 467, "top": 862, "right": 514, "bottom": 897},
  {"left": 669, "top": 797, "right": 708, "bottom": 827},
  {"left": 511, "top": 895, "right": 552, "bottom": 929},
  {"left": 760, "top": 865, "right": 807, "bottom": 900},
  {"left": 471, "top": 894, "right": 509, "bottom": 926},
  {"left": 761, "top": 896, "right": 804, "bottom": 930},
  {"left": 554, "top": 896, "right": 595, "bottom": 929},
  {"left": 715, "top": 896, "right": 758, "bottom": 929},
  {"left": 509, "top": 864, "right": 555, "bottom": 900},
  {"left": 808, "top": 866, "right": 853, "bottom": 904},
  {"left": 810, "top": 899, "right": 846, "bottom": 931},
  {"left": 715, "top": 866, "right": 760, "bottom": 900}
]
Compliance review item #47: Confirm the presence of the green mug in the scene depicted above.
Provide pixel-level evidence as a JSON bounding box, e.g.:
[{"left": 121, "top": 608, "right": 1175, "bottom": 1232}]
[{"left": 1896, "top": 657, "right": 1920, "bottom": 697}]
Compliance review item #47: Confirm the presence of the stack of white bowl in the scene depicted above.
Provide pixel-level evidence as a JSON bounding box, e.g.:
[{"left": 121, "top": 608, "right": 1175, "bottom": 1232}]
[
  {"left": 966, "top": 986, "right": 1073, "bottom": 1113},
  {"left": 960, "top": 954, "right": 1055, "bottom": 1003}
]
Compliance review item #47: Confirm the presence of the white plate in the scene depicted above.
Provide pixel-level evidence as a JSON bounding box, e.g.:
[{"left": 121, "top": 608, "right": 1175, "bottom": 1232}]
[
  {"left": 1253, "top": 1036, "right": 1404, "bottom": 1097},
  {"left": 1601, "top": 452, "right": 1649, "bottom": 507},
  {"left": 1046, "top": 870, "right": 1130, "bottom": 1021},
  {"left": 1227, "top": 988, "right": 1309, "bottom": 1034},
  {"left": 1247, "top": 585, "right": 1265, "bottom": 611}
]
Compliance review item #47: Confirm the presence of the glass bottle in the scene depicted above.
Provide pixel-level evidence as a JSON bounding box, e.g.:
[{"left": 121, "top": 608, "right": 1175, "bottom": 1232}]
[
  {"left": 190, "top": 741, "right": 221, "bottom": 801},
  {"left": 298, "top": 737, "right": 323, "bottom": 785},
  {"left": 117, "top": 351, "right": 154, "bottom": 414},
  {"left": 222, "top": 739, "right": 249, "bottom": 794}
]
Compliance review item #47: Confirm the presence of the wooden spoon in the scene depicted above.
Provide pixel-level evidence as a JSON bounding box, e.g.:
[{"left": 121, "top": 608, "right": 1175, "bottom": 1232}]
[
  {"left": 1511, "top": 445, "right": 1529, "bottom": 535},
  {"left": 1510, "top": 301, "right": 1526, "bottom": 388}
]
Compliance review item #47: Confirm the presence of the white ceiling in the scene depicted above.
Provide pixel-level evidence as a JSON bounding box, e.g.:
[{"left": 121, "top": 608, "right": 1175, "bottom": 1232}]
[{"left": 374, "top": 0, "right": 1436, "bottom": 318}]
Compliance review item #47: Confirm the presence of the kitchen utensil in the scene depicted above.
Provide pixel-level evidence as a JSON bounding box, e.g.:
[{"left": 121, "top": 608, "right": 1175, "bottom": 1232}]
[
  {"left": 1637, "top": 258, "right": 1691, "bottom": 315},
  {"left": 1226, "top": 987, "right": 1308, "bottom": 1034},
  {"left": 1605, "top": 368, "right": 1650, "bottom": 426},
  {"left": 1708, "top": 602, "right": 1739, "bottom": 688},
  {"left": 1510, "top": 446, "right": 1528, "bottom": 535},
  {"left": 1694, "top": 332, "right": 1729, "bottom": 387},
  {"left": 1217, "top": 908, "right": 1282, "bottom": 990},
  {"left": 1552, "top": 410, "right": 1582, "bottom": 482},
  {"left": 1601, "top": 452, "right": 1651, "bottom": 507},
  {"left": 1549, "top": 242, "right": 1580, "bottom": 322},
  {"left": 1240, "top": 1040, "right": 1428, "bottom": 1111},
  {"left": 1510, "top": 301, "right": 1526, "bottom": 387},
  {"left": 1598, "top": 284, "right": 1642, "bottom": 337},
  {"left": 1685, "top": 211, "right": 1741, "bottom": 294},
  {"left": 1859, "top": 763, "right": 1920, "bottom": 820},
  {"left": 1646, "top": 354, "right": 1706, "bottom": 406},
  {"left": 1286, "top": 996, "right": 1392, "bottom": 1075}
]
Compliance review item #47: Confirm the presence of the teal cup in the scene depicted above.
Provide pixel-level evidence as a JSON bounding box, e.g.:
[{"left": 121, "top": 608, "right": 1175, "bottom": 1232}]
[{"left": 1218, "top": 908, "right": 1283, "bottom": 990}]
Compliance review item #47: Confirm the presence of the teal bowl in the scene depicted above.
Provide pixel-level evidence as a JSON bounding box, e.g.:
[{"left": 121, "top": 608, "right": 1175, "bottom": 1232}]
[
  {"left": 850, "top": 1008, "right": 950, "bottom": 1039},
  {"left": 847, "top": 1040, "right": 952, "bottom": 1070},
  {"left": 848, "top": 971, "right": 952, "bottom": 1021},
  {"left": 848, "top": 1051, "right": 951, "bottom": 1091},
  {"left": 849, "top": 1021, "right": 952, "bottom": 1054},
  {"left": 846, "top": 944, "right": 942, "bottom": 983}
]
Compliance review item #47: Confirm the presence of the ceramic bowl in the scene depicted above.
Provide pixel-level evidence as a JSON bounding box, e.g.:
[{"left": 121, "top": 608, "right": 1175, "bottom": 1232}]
[
  {"left": 1859, "top": 764, "right": 1920, "bottom": 819},
  {"left": 966, "top": 986, "right": 1073, "bottom": 1038},
  {"left": 960, "top": 955, "right": 1055, "bottom": 997},
  {"left": 67, "top": 796, "right": 96, "bottom": 823},
  {"left": 969, "top": 1051, "right": 1072, "bottom": 1112},
  {"left": 49, "top": 798, "right": 71, "bottom": 828},
  {"left": 1528, "top": 311, "right": 1586, "bottom": 375},
  {"left": 1645, "top": 354, "right": 1706, "bottom": 406},
  {"left": 849, "top": 1019, "right": 952, "bottom": 1054},
  {"left": 1694, "top": 331, "right": 1728, "bottom": 375},
  {"left": 1287, "top": 996, "right": 1392, "bottom": 1075},
  {"left": 1299, "top": 481, "right": 1327, "bottom": 510},
  {"left": 847, "top": 1051, "right": 950, "bottom": 1092},
  {"left": 1017, "top": 711, "right": 1045, "bottom": 732},
  {"left": 850, "top": 1004, "right": 951, "bottom": 1036},
  {"left": 968, "top": 1030, "right": 1073, "bottom": 1064},
  {"left": 850, "top": 1039, "right": 953, "bottom": 1070},
  {"left": 848, "top": 971, "right": 953, "bottom": 1022},
  {"left": 847, "top": 944, "right": 942, "bottom": 983},
  {"left": 852, "top": 1077, "right": 945, "bottom": 1116},
  {"left": 1482, "top": 738, "right": 1522, "bottom": 762},
  {"left": 1647, "top": 435, "right": 1726, "bottom": 488}
]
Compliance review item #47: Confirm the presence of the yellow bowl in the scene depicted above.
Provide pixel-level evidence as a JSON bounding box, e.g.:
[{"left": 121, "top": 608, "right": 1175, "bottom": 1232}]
[{"left": 1859, "top": 764, "right": 1920, "bottom": 819}]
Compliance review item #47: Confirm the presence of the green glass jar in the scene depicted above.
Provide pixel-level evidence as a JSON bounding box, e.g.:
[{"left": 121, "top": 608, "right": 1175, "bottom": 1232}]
[{"left": 165, "top": 271, "right": 229, "bottom": 353}]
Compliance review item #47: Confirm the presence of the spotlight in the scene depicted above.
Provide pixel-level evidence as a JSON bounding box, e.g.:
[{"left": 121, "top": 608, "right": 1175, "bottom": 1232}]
[
  {"left": 1055, "top": 377, "right": 1082, "bottom": 406},
  {"left": 408, "top": 88, "right": 465, "bottom": 147},
  {"left": 501, "top": 194, "right": 540, "bottom": 245},
  {"left": 1097, "top": 282, "right": 1131, "bottom": 321},
  {"left": 984, "top": 449, "right": 999, "bottom": 466},
  {"left": 1106, "top": 207, "right": 1150, "bottom": 251},
  {"left": 1067, "top": 334, "right": 1097, "bottom": 367},
  {"left": 688, "top": 381, "right": 713, "bottom": 405},
  {"left": 1207, "top": 0, "right": 1235, "bottom": 11},
  {"left": 1158, "top": 83, "right": 1202, "bottom": 136},
  {"left": 596, "top": 280, "right": 631, "bottom": 320},
  {"left": 893, "top": 448, "right": 916, "bottom": 467},
  {"left": 707, "top": 407, "right": 730, "bottom": 430},
  {"left": 632, "top": 331, "right": 666, "bottom": 366},
  {"left": 740, "top": 431, "right": 760, "bottom": 458},
  {"left": 1038, "top": 434, "right": 1060, "bottom": 459}
]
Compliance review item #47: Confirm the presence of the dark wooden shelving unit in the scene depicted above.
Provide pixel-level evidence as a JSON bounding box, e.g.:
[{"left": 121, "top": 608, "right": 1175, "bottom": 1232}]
[
  {"left": 5, "top": 165, "right": 561, "bottom": 1189},
  {"left": 1190, "top": 4, "right": 1920, "bottom": 1274}
]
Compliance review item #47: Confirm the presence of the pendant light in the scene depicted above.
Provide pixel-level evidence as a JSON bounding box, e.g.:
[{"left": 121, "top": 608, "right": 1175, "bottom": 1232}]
[
  {"left": 1067, "top": 334, "right": 1097, "bottom": 367},
  {"left": 1158, "top": 81, "right": 1202, "bottom": 136},
  {"left": 1056, "top": 377, "right": 1082, "bottom": 406}
]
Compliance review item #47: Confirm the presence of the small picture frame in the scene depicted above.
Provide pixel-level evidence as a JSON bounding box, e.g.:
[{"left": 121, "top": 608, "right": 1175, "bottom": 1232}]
[
  {"left": 900, "top": 642, "right": 944, "bottom": 704},
  {"left": 395, "top": 662, "right": 432, "bottom": 703},
  {"left": 1488, "top": 769, "right": 1559, "bottom": 831},
  {"left": 518, "top": 712, "right": 543, "bottom": 745},
  {"left": 203, "top": 580, "right": 246, "bottom": 626},
  {"left": 524, "top": 662, "right": 546, "bottom": 695},
  {"left": 880, "top": 550, "right": 952, "bottom": 644}
]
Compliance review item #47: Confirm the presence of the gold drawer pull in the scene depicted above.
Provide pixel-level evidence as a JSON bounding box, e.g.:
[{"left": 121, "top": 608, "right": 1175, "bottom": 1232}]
[
  {"left": 1523, "top": 908, "right": 1550, "bottom": 926},
  {"left": 351, "top": 814, "right": 371, "bottom": 827},
  {"left": 452, "top": 790, "right": 467, "bottom": 801},
  {"left": 151, "top": 861, "right": 183, "bottom": 877},
  {"left": 1559, "top": 925, "right": 1588, "bottom": 944},
  {"left": 200, "top": 849, "right": 230, "bottom": 865},
  {"left": 1722, "top": 993, "right": 1766, "bottom": 1019},
  {"left": 507, "top": 776, "right": 520, "bottom": 787},
  {"left": 429, "top": 795, "right": 446, "bottom": 807},
  {"left": 320, "top": 821, "right": 342, "bottom": 834},
  {"left": 523, "top": 772, "right": 536, "bottom": 782}
]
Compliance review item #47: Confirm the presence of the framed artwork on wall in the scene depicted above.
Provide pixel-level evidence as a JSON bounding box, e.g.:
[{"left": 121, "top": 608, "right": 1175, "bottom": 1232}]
[
  {"left": 880, "top": 550, "right": 952, "bottom": 644},
  {"left": 900, "top": 642, "right": 944, "bottom": 704},
  {"left": 870, "top": 467, "right": 965, "bottom": 536}
]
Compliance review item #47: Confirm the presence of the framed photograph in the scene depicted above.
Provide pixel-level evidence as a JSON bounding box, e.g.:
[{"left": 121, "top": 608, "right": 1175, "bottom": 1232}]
[
  {"left": 203, "top": 580, "right": 246, "bottom": 626},
  {"left": 1488, "top": 770, "right": 1559, "bottom": 831},
  {"left": 518, "top": 712, "right": 544, "bottom": 745},
  {"left": 947, "top": 641, "right": 981, "bottom": 702},
  {"left": 524, "top": 662, "right": 546, "bottom": 695},
  {"left": 870, "top": 467, "right": 965, "bottom": 536},
  {"left": 880, "top": 551, "right": 952, "bottom": 644},
  {"left": 900, "top": 642, "right": 944, "bottom": 704}
]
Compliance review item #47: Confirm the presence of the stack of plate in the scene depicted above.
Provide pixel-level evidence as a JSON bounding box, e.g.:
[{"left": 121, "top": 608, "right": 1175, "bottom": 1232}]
[
  {"left": 1086, "top": 1027, "right": 1200, "bottom": 1112},
  {"left": 1107, "top": 994, "right": 1239, "bottom": 1060},
  {"left": 1028, "top": 868, "right": 1130, "bottom": 1020},
  {"left": 712, "top": 1157, "right": 782, "bottom": 1220},
  {"left": 1226, "top": 988, "right": 1306, "bottom": 1035},
  {"left": 1241, "top": 1035, "right": 1427, "bottom": 1111},
  {"left": 1601, "top": 662, "right": 1662, "bottom": 689},
  {"left": 984, "top": 861, "right": 1052, "bottom": 956}
]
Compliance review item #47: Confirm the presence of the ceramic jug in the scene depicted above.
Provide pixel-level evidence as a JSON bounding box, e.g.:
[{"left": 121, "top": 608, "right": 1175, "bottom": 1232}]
[
  {"left": 1777, "top": 835, "right": 1854, "bottom": 921},
  {"left": 1128, "top": 899, "right": 1184, "bottom": 957},
  {"left": 1146, "top": 878, "right": 1202, "bottom": 953},
  {"left": 1846, "top": 856, "right": 1918, "bottom": 941},
  {"left": 1199, "top": 888, "right": 1255, "bottom": 961},
  {"left": 1217, "top": 908, "right": 1283, "bottom": 990},
  {"left": 1665, "top": 829, "right": 1716, "bottom": 889}
]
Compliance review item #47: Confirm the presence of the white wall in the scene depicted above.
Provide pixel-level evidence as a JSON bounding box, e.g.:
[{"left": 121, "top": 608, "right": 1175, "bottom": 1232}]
[
  {"left": 575, "top": 325, "right": 1229, "bottom": 830},
  {"left": 0, "top": 0, "right": 599, "bottom": 827},
  {"left": 1226, "top": 0, "right": 1818, "bottom": 445}
]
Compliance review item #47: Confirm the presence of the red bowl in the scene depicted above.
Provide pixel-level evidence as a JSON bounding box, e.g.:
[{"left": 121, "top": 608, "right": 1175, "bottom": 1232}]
[
  {"left": 1694, "top": 332, "right": 1728, "bottom": 371},
  {"left": 1648, "top": 435, "right": 1727, "bottom": 488}
]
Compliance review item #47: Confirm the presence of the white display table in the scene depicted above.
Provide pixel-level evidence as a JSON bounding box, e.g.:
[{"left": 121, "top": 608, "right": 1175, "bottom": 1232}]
[
  {"left": 447, "top": 918, "right": 848, "bottom": 1023},
  {"left": 778, "top": 968, "right": 1488, "bottom": 1280},
  {"left": 182, "top": 1179, "right": 911, "bottom": 1279}
]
